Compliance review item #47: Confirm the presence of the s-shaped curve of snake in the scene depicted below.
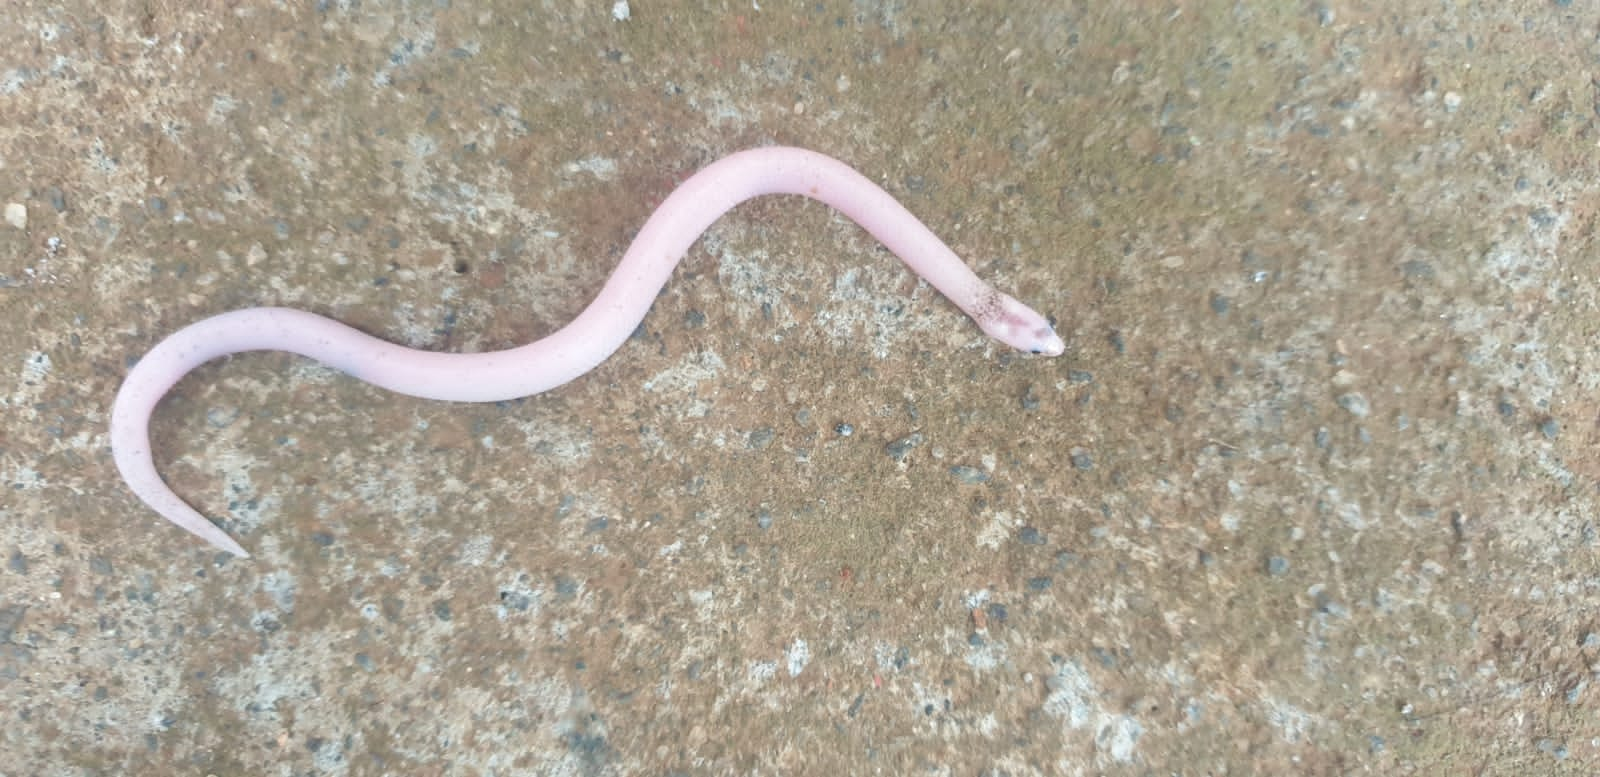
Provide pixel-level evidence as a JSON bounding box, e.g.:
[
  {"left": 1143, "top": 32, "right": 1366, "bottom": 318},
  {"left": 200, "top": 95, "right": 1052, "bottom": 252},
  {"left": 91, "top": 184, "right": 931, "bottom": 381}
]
[{"left": 111, "top": 146, "right": 1066, "bottom": 558}]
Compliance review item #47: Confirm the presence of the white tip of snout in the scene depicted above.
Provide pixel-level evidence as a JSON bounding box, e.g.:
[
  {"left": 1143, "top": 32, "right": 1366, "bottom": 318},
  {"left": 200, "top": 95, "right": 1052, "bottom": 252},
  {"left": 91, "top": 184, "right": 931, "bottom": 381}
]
[{"left": 1033, "top": 330, "right": 1067, "bottom": 357}]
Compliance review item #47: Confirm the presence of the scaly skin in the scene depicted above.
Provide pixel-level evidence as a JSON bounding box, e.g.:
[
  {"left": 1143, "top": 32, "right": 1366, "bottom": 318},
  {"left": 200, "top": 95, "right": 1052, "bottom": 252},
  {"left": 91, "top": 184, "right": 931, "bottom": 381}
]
[{"left": 111, "top": 146, "right": 1066, "bottom": 557}]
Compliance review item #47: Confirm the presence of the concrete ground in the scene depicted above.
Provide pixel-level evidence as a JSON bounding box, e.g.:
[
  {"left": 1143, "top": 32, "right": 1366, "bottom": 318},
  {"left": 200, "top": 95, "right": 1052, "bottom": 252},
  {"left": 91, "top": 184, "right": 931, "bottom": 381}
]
[{"left": 3, "top": 1, "right": 1598, "bottom": 774}]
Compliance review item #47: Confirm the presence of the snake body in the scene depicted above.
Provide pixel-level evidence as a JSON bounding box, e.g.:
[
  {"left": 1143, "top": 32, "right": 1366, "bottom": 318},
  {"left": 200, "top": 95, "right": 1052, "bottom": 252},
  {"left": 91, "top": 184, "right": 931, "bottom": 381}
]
[{"left": 111, "top": 146, "right": 1065, "bottom": 557}]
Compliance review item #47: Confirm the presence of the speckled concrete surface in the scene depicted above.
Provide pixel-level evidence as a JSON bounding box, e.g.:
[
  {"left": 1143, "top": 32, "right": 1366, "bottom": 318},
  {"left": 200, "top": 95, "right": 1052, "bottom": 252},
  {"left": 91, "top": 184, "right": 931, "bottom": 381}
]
[{"left": 3, "top": 1, "right": 1598, "bottom": 774}]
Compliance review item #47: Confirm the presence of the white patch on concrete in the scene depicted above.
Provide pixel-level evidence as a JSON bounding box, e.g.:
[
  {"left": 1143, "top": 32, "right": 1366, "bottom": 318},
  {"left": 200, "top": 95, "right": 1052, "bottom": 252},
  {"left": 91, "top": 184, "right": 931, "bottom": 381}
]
[
  {"left": 207, "top": 94, "right": 239, "bottom": 125},
  {"left": 747, "top": 659, "right": 777, "bottom": 684},
  {"left": 564, "top": 155, "right": 617, "bottom": 180},
  {"left": 786, "top": 639, "right": 810, "bottom": 677},
  {"left": 1265, "top": 696, "right": 1316, "bottom": 743},
  {"left": 1043, "top": 661, "right": 1098, "bottom": 729},
  {"left": 964, "top": 635, "right": 1006, "bottom": 672},
  {"left": 1043, "top": 660, "right": 1146, "bottom": 763},
  {"left": 1, "top": 69, "right": 27, "bottom": 95},
  {"left": 643, "top": 350, "right": 726, "bottom": 394},
  {"left": 1096, "top": 714, "right": 1143, "bottom": 763},
  {"left": 11, "top": 351, "right": 50, "bottom": 406},
  {"left": 259, "top": 569, "right": 297, "bottom": 612},
  {"left": 458, "top": 534, "right": 494, "bottom": 565},
  {"left": 975, "top": 509, "right": 1015, "bottom": 550}
]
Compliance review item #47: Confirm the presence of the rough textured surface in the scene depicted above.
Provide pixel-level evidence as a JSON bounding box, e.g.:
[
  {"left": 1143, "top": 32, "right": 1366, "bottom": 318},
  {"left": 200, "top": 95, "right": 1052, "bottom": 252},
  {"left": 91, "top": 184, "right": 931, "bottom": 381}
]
[{"left": 3, "top": 1, "right": 1598, "bottom": 774}]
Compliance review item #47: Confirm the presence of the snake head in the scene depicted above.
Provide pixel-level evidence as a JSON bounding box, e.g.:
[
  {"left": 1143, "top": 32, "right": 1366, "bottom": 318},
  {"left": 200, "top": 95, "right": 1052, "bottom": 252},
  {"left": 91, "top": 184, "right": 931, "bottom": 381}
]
[{"left": 977, "top": 291, "right": 1066, "bottom": 356}]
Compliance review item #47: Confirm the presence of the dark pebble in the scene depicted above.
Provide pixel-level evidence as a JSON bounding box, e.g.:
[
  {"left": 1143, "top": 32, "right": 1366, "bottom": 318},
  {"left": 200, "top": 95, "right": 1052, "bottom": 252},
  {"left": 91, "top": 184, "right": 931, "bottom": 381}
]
[
  {"left": 884, "top": 432, "right": 923, "bottom": 462},
  {"left": 1337, "top": 393, "right": 1370, "bottom": 418},
  {"left": 1021, "top": 384, "right": 1040, "bottom": 411},
  {"left": 950, "top": 465, "right": 989, "bottom": 484},
  {"left": 554, "top": 576, "right": 580, "bottom": 598},
  {"left": 1400, "top": 260, "right": 1434, "bottom": 279},
  {"left": 0, "top": 605, "right": 25, "bottom": 642},
  {"left": 1541, "top": 418, "right": 1560, "bottom": 440}
]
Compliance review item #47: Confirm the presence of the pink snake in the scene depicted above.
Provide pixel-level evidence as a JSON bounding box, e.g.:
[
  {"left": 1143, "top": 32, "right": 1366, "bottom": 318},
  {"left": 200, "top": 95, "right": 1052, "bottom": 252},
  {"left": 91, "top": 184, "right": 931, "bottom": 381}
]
[{"left": 111, "top": 146, "right": 1066, "bottom": 557}]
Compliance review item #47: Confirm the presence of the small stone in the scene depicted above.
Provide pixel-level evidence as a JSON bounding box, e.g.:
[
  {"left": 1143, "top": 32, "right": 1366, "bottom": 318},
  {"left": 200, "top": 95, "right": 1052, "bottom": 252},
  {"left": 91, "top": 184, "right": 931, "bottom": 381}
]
[
  {"left": 0, "top": 605, "right": 25, "bottom": 643},
  {"left": 4, "top": 202, "right": 25, "bottom": 229},
  {"left": 884, "top": 432, "right": 923, "bottom": 462},
  {"left": 950, "top": 465, "right": 990, "bottom": 484},
  {"left": 1536, "top": 738, "right": 1567, "bottom": 760},
  {"left": 1020, "top": 384, "right": 1040, "bottom": 411},
  {"left": 1337, "top": 393, "right": 1370, "bottom": 418}
]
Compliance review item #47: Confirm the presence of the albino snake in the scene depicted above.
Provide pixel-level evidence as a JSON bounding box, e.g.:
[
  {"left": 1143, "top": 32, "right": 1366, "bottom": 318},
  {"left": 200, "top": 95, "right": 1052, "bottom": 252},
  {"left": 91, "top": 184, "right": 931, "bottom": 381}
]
[{"left": 111, "top": 146, "right": 1066, "bottom": 557}]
